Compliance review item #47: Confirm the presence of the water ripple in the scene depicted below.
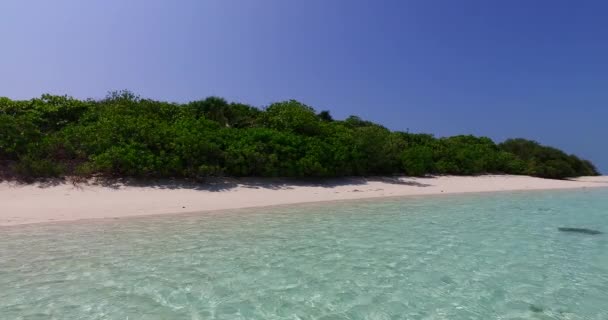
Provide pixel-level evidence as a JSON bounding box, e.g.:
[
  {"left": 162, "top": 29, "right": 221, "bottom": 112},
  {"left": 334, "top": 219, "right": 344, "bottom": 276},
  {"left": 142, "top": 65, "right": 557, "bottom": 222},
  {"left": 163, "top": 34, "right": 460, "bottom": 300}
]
[{"left": 1, "top": 189, "right": 607, "bottom": 319}]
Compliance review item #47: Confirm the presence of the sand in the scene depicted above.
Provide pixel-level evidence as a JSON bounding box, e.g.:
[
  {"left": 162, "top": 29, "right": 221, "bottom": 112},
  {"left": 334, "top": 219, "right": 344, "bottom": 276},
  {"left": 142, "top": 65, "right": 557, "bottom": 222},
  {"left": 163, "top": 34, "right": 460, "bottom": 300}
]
[{"left": 1, "top": 175, "right": 607, "bottom": 226}]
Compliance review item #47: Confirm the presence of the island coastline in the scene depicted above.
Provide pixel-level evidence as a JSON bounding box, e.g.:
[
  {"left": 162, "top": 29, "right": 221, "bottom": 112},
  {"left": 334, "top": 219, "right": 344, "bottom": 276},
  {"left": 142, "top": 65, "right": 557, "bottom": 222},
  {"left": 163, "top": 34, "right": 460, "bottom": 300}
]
[{"left": 2, "top": 175, "right": 607, "bottom": 226}]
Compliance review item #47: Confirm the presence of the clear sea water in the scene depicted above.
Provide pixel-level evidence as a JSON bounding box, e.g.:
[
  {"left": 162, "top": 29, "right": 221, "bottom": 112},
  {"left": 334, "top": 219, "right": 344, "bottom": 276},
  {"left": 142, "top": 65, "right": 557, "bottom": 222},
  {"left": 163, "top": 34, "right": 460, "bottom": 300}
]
[{"left": 1, "top": 188, "right": 608, "bottom": 320}]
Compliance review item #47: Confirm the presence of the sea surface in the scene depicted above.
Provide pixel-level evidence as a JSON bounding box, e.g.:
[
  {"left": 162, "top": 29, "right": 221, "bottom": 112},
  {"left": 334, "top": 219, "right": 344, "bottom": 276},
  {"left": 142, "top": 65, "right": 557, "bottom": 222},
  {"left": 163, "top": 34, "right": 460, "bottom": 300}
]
[{"left": 1, "top": 188, "right": 607, "bottom": 320}]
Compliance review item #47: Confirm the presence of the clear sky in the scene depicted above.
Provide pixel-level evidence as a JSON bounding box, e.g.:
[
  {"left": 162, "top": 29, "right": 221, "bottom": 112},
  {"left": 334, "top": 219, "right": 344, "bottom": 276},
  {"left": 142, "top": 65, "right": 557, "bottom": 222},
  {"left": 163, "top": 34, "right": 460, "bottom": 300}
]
[{"left": 1, "top": 0, "right": 607, "bottom": 172}]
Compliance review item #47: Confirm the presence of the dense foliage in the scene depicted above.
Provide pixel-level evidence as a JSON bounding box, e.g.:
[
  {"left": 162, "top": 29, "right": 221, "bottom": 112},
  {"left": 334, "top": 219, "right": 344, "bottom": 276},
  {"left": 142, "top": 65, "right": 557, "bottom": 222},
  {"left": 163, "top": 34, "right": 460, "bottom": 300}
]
[{"left": 0, "top": 92, "right": 600, "bottom": 180}]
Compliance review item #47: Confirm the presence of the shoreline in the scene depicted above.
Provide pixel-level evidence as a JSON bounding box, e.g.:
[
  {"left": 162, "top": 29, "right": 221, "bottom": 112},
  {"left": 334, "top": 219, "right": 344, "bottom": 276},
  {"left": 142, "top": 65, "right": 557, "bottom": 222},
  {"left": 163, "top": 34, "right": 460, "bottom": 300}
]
[{"left": 1, "top": 175, "right": 607, "bottom": 227}]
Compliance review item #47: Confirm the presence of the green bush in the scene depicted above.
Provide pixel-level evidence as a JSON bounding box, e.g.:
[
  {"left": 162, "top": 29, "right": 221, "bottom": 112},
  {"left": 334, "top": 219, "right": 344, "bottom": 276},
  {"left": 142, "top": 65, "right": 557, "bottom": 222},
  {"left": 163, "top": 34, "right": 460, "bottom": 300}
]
[
  {"left": 499, "top": 139, "right": 596, "bottom": 178},
  {"left": 14, "top": 155, "right": 64, "bottom": 178},
  {"left": 0, "top": 92, "right": 600, "bottom": 180}
]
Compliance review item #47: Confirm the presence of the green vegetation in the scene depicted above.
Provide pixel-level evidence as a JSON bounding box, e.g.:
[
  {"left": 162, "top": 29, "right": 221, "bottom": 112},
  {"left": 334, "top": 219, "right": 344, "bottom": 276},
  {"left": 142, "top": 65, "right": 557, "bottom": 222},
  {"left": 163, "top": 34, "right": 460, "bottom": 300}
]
[{"left": 0, "top": 91, "right": 599, "bottom": 180}]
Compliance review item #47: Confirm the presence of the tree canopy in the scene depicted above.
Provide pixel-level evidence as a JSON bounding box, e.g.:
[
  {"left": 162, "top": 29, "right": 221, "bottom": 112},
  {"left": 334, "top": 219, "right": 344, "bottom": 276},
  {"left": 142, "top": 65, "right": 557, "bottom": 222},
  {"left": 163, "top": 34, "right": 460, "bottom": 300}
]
[{"left": 0, "top": 92, "right": 600, "bottom": 180}]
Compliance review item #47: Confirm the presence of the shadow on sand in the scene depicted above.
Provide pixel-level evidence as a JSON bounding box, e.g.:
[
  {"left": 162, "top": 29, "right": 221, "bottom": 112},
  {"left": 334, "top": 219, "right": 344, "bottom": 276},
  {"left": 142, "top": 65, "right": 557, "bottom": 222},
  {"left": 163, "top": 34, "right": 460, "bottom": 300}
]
[{"left": 2, "top": 175, "right": 433, "bottom": 192}]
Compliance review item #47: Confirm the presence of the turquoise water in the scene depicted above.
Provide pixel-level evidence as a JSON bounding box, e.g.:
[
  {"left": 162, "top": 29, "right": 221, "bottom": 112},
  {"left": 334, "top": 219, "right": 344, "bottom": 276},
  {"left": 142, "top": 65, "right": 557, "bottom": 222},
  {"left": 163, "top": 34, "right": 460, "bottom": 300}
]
[{"left": 1, "top": 189, "right": 608, "bottom": 319}]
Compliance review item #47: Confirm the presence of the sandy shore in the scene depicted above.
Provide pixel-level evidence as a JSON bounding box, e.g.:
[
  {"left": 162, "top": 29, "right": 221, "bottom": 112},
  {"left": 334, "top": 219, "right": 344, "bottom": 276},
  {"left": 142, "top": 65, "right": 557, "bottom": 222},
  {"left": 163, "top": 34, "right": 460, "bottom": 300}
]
[{"left": 1, "top": 175, "right": 607, "bottom": 226}]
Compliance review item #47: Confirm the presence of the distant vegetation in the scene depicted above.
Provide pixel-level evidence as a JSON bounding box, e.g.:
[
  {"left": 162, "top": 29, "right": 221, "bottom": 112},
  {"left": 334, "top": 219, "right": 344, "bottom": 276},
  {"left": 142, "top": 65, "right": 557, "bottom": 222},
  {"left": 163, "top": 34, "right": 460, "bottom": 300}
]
[{"left": 0, "top": 91, "right": 599, "bottom": 181}]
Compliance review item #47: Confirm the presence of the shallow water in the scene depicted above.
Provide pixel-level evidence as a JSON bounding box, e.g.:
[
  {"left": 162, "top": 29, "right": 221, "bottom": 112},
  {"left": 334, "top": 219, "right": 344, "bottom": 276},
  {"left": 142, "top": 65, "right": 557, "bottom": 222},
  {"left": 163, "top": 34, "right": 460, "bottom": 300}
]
[{"left": 1, "top": 188, "right": 608, "bottom": 320}]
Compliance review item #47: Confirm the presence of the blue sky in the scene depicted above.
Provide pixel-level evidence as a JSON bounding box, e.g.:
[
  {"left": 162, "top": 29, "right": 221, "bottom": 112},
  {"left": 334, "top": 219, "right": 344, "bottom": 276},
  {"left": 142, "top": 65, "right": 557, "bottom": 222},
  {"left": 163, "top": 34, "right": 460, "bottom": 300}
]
[{"left": 1, "top": 0, "right": 607, "bottom": 172}]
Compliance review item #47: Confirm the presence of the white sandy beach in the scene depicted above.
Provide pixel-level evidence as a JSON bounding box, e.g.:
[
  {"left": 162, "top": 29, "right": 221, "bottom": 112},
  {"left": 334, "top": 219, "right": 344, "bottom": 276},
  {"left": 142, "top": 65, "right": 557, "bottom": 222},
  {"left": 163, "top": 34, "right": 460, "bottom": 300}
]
[{"left": 1, "top": 175, "right": 607, "bottom": 226}]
